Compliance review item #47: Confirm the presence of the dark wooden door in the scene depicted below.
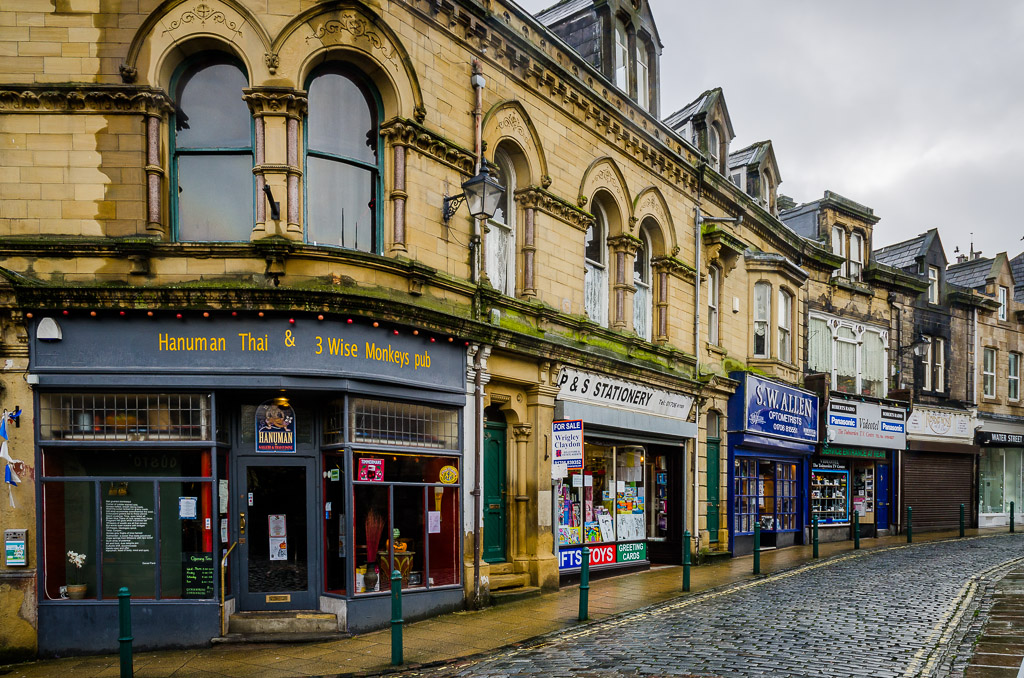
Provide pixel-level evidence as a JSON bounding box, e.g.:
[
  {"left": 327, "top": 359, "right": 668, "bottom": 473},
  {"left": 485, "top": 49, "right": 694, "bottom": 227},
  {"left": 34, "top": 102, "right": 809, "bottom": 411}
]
[{"left": 483, "top": 422, "right": 507, "bottom": 563}]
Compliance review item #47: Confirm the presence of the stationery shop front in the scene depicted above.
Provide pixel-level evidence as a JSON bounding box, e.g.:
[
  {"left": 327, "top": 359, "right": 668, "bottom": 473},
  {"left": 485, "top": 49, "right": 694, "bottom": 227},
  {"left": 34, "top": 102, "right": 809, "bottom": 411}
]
[
  {"left": 30, "top": 314, "right": 466, "bottom": 654},
  {"left": 553, "top": 367, "right": 697, "bottom": 577},
  {"left": 727, "top": 373, "right": 818, "bottom": 556}
]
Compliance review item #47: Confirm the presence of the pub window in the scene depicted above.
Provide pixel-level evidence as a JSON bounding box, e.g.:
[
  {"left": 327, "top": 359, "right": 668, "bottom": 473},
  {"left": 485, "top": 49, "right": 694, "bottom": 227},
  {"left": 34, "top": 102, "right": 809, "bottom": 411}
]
[
  {"left": 38, "top": 392, "right": 212, "bottom": 442},
  {"left": 41, "top": 448, "right": 216, "bottom": 601},
  {"left": 350, "top": 398, "right": 458, "bottom": 449}
]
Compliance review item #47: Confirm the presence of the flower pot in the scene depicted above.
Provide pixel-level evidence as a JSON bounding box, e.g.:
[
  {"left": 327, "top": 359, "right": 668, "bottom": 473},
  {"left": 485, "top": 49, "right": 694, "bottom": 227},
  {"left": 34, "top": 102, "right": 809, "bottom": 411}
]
[{"left": 66, "top": 584, "right": 87, "bottom": 600}]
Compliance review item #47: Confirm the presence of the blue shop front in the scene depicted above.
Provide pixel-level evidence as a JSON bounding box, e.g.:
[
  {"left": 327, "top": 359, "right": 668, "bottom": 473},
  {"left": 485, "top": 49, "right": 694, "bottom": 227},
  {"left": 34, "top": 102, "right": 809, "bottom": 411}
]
[
  {"left": 727, "top": 373, "right": 818, "bottom": 556},
  {"left": 29, "top": 314, "right": 466, "bottom": 654}
]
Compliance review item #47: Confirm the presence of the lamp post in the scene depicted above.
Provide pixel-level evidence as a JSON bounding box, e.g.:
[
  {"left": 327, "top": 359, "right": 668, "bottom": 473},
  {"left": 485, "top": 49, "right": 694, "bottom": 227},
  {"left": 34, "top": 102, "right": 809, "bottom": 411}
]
[{"left": 442, "top": 168, "right": 505, "bottom": 225}]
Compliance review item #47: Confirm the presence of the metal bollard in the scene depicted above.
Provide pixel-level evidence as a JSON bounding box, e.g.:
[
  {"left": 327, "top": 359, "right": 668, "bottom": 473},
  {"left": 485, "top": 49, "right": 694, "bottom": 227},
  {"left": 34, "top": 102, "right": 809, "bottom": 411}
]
[
  {"left": 682, "top": 530, "right": 691, "bottom": 592},
  {"left": 812, "top": 517, "right": 819, "bottom": 559},
  {"left": 1012, "top": 502, "right": 1016, "bottom": 533},
  {"left": 960, "top": 503, "right": 965, "bottom": 538},
  {"left": 391, "top": 570, "right": 403, "bottom": 666},
  {"left": 907, "top": 506, "right": 913, "bottom": 543},
  {"left": 578, "top": 546, "right": 590, "bottom": 621},
  {"left": 753, "top": 523, "right": 761, "bottom": 575},
  {"left": 118, "top": 587, "right": 133, "bottom": 678},
  {"left": 853, "top": 511, "right": 860, "bottom": 550}
]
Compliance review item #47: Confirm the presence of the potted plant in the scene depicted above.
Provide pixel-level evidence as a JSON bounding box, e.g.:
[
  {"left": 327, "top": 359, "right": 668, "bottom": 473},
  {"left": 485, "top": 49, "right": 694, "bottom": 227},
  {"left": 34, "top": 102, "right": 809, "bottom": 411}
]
[
  {"left": 363, "top": 509, "right": 385, "bottom": 592},
  {"left": 66, "top": 550, "right": 87, "bottom": 599}
]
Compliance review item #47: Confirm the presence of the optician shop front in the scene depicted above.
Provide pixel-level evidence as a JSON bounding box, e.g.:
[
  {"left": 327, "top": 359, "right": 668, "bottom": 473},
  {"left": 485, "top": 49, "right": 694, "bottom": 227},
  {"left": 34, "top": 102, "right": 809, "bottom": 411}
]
[
  {"left": 553, "top": 367, "right": 696, "bottom": 578},
  {"left": 29, "top": 314, "right": 466, "bottom": 654}
]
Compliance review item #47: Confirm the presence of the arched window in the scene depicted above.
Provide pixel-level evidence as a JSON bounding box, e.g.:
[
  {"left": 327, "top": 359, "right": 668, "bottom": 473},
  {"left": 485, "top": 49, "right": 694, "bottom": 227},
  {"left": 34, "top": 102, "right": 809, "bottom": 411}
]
[
  {"left": 172, "top": 55, "right": 253, "bottom": 242},
  {"left": 708, "top": 265, "right": 721, "bottom": 345},
  {"left": 585, "top": 202, "right": 609, "bottom": 326},
  {"left": 633, "top": 228, "right": 652, "bottom": 341},
  {"left": 305, "top": 66, "right": 381, "bottom": 252},
  {"left": 614, "top": 20, "right": 629, "bottom": 91},
  {"left": 486, "top": 149, "right": 516, "bottom": 296},
  {"left": 707, "top": 410, "right": 721, "bottom": 439},
  {"left": 753, "top": 281, "right": 771, "bottom": 358},
  {"left": 778, "top": 288, "right": 793, "bottom": 362},
  {"left": 636, "top": 40, "right": 650, "bottom": 110},
  {"left": 708, "top": 124, "right": 721, "bottom": 173}
]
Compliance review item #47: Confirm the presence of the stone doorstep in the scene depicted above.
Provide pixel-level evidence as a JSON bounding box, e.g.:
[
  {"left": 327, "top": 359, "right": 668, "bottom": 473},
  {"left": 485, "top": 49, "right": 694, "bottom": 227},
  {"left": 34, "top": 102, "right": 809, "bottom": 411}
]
[
  {"left": 490, "top": 585, "right": 543, "bottom": 606},
  {"left": 971, "top": 653, "right": 1024, "bottom": 668},
  {"left": 489, "top": 572, "right": 531, "bottom": 591},
  {"left": 228, "top": 610, "right": 339, "bottom": 635}
]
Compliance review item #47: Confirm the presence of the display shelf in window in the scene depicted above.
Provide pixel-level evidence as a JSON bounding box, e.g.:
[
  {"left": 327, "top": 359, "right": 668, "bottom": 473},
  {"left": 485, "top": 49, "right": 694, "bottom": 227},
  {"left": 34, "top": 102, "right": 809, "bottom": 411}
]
[
  {"left": 39, "top": 393, "right": 212, "bottom": 442},
  {"left": 811, "top": 468, "right": 849, "bottom": 525}
]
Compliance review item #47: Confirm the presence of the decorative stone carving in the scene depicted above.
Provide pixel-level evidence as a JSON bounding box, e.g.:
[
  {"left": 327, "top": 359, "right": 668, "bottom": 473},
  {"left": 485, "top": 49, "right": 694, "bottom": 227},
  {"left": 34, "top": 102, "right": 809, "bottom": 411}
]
[
  {"left": 380, "top": 118, "right": 475, "bottom": 175},
  {"left": 496, "top": 110, "right": 527, "bottom": 138},
  {"left": 242, "top": 88, "right": 308, "bottom": 118},
  {"left": 119, "top": 64, "right": 137, "bottom": 84},
  {"left": 0, "top": 86, "right": 172, "bottom": 115},
  {"left": 264, "top": 52, "right": 280, "bottom": 75},
  {"left": 515, "top": 187, "right": 594, "bottom": 232},
  {"left": 162, "top": 3, "right": 243, "bottom": 38},
  {"left": 413, "top": 105, "right": 426, "bottom": 123},
  {"left": 308, "top": 13, "right": 398, "bottom": 68}
]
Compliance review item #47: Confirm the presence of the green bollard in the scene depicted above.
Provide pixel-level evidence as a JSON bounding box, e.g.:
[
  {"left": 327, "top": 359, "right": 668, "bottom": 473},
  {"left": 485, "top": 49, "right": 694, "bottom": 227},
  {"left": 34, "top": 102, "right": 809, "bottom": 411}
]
[
  {"left": 390, "top": 570, "right": 403, "bottom": 666},
  {"left": 907, "top": 506, "right": 913, "bottom": 543},
  {"left": 812, "top": 517, "right": 819, "bottom": 559},
  {"left": 118, "top": 587, "right": 133, "bottom": 678},
  {"left": 960, "top": 503, "right": 965, "bottom": 538},
  {"left": 853, "top": 511, "right": 860, "bottom": 550},
  {"left": 682, "top": 530, "right": 691, "bottom": 592},
  {"left": 1012, "top": 502, "right": 1015, "bottom": 533},
  {"left": 578, "top": 546, "right": 590, "bottom": 621},
  {"left": 753, "top": 523, "right": 760, "bottom": 575}
]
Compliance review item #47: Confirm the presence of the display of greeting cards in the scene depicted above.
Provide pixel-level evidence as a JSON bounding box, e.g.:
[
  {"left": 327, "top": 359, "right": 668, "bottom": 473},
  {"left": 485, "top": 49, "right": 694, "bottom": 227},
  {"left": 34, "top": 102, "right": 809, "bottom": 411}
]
[{"left": 584, "top": 522, "right": 601, "bottom": 543}]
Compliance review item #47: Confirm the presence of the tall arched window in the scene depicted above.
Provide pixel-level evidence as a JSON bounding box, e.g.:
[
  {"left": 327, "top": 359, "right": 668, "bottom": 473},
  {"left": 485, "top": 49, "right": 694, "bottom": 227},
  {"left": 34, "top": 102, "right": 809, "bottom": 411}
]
[
  {"left": 753, "top": 281, "right": 771, "bottom": 358},
  {"left": 708, "top": 124, "right": 721, "bottom": 173},
  {"left": 585, "top": 202, "right": 609, "bottom": 326},
  {"left": 172, "top": 55, "right": 253, "bottom": 242},
  {"left": 633, "top": 228, "right": 652, "bottom": 341},
  {"left": 305, "top": 66, "right": 381, "bottom": 252},
  {"left": 486, "top": 149, "right": 516, "bottom": 296}
]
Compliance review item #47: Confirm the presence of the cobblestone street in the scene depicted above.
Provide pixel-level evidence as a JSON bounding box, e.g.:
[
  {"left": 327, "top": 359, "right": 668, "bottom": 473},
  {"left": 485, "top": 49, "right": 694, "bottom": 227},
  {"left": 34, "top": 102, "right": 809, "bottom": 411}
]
[{"left": 409, "top": 534, "right": 1024, "bottom": 678}]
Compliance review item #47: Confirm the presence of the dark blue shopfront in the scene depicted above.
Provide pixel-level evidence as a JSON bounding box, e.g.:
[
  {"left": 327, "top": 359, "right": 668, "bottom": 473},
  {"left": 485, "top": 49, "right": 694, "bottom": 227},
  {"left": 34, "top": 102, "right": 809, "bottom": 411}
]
[{"left": 727, "top": 373, "right": 818, "bottom": 556}]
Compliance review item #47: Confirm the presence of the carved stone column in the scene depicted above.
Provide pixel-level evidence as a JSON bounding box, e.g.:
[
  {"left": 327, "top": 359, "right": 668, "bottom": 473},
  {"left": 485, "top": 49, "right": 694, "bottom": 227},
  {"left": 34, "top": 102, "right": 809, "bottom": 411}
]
[
  {"left": 607, "top": 234, "right": 640, "bottom": 330},
  {"left": 142, "top": 95, "right": 172, "bottom": 238},
  {"left": 512, "top": 423, "right": 533, "bottom": 558},
  {"left": 243, "top": 88, "right": 307, "bottom": 240},
  {"left": 652, "top": 256, "right": 681, "bottom": 344},
  {"left": 514, "top": 189, "right": 539, "bottom": 298}
]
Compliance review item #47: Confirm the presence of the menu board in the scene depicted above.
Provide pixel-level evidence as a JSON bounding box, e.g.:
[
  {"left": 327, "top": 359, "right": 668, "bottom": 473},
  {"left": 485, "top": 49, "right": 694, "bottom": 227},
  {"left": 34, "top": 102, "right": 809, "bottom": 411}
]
[
  {"left": 182, "top": 552, "right": 214, "bottom": 599},
  {"left": 104, "top": 498, "right": 155, "bottom": 555}
]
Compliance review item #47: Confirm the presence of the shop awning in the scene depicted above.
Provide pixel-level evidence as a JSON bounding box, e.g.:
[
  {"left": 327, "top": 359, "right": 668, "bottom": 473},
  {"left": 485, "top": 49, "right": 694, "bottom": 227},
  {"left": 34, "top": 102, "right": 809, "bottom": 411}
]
[{"left": 555, "top": 400, "right": 698, "bottom": 442}]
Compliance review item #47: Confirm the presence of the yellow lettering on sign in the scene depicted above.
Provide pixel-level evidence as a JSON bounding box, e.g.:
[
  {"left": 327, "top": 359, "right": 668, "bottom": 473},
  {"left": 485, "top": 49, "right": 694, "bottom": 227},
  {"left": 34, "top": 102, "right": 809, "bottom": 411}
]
[{"left": 158, "top": 334, "right": 226, "bottom": 351}]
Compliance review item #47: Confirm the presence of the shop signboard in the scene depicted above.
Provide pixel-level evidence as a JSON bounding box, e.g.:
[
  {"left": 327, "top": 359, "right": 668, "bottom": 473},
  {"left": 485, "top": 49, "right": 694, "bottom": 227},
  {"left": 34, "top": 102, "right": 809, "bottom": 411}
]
[
  {"left": 616, "top": 541, "right": 647, "bottom": 563},
  {"left": 742, "top": 374, "right": 818, "bottom": 443},
  {"left": 558, "top": 543, "right": 616, "bottom": 570},
  {"left": 978, "top": 431, "right": 1024, "bottom": 446},
  {"left": 906, "top": 406, "right": 975, "bottom": 441},
  {"left": 182, "top": 552, "right": 214, "bottom": 599},
  {"left": 827, "top": 400, "right": 906, "bottom": 449},
  {"left": 821, "top": 446, "right": 887, "bottom": 460},
  {"left": 551, "top": 419, "right": 583, "bottom": 473},
  {"left": 556, "top": 367, "right": 693, "bottom": 421},
  {"left": 255, "top": 400, "right": 296, "bottom": 453}
]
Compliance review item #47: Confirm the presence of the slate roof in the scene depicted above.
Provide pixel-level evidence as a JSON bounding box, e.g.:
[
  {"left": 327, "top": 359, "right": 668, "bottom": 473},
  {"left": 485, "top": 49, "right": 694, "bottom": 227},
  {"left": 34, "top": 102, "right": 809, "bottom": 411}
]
[
  {"left": 664, "top": 90, "right": 713, "bottom": 129},
  {"left": 535, "top": 0, "right": 591, "bottom": 25},
  {"left": 945, "top": 257, "right": 993, "bottom": 290},
  {"left": 728, "top": 142, "right": 763, "bottom": 169},
  {"left": 873, "top": 234, "right": 928, "bottom": 271}
]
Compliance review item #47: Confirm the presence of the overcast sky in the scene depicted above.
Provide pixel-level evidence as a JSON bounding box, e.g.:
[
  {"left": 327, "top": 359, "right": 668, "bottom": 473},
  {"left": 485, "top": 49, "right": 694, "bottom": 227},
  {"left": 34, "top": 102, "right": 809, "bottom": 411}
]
[{"left": 514, "top": 0, "right": 1024, "bottom": 261}]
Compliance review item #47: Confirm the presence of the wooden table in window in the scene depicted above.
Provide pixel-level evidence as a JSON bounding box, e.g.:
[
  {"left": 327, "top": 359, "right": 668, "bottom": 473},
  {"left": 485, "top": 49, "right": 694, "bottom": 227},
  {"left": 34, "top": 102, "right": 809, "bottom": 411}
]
[{"left": 378, "top": 551, "right": 415, "bottom": 587}]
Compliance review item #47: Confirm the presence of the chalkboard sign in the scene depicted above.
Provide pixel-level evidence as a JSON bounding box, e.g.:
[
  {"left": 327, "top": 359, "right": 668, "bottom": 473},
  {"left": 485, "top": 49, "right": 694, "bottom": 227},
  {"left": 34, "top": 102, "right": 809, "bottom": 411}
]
[{"left": 182, "top": 552, "right": 214, "bottom": 599}]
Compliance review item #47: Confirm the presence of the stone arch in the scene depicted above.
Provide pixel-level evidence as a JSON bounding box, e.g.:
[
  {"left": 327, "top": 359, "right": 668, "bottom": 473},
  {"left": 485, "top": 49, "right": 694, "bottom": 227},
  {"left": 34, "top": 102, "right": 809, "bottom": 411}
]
[
  {"left": 126, "top": 0, "right": 274, "bottom": 89},
  {"left": 638, "top": 215, "right": 668, "bottom": 259},
  {"left": 481, "top": 101, "right": 548, "bottom": 187},
  {"left": 273, "top": 3, "right": 423, "bottom": 120},
  {"left": 633, "top": 186, "right": 676, "bottom": 255},
  {"left": 579, "top": 158, "right": 632, "bottom": 235}
]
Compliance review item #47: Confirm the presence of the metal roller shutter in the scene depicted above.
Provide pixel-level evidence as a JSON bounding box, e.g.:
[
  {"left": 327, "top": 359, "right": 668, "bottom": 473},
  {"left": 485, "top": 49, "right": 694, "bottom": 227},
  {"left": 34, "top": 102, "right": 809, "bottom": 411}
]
[{"left": 902, "top": 452, "right": 975, "bottom": 529}]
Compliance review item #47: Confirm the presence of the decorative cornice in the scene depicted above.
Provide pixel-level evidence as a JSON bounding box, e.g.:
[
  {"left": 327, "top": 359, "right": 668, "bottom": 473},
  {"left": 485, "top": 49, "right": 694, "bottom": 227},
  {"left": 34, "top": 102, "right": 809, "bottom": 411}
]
[
  {"left": 0, "top": 85, "right": 173, "bottom": 115},
  {"left": 514, "top": 187, "right": 594, "bottom": 232},
  {"left": 379, "top": 117, "right": 476, "bottom": 175},
  {"left": 242, "top": 87, "right": 307, "bottom": 118},
  {"left": 652, "top": 255, "right": 696, "bottom": 282}
]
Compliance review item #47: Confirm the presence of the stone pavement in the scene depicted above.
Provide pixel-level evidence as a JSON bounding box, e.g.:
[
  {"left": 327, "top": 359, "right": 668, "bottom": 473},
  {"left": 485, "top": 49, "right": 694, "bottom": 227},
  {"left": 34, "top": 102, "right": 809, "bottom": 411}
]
[
  {"left": 0, "top": 527, "right": 1016, "bottom": 678},
  {"left": 948, "top": 563, "right": 1024, "bottom": 677}
]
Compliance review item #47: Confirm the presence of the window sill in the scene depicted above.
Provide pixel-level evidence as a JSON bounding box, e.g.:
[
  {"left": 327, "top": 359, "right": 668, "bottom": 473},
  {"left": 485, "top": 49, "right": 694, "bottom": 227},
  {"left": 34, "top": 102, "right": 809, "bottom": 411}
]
[
  {"left": 831, "top": 277, "right": 874, "bottom": 298},
  {"left": 704, "top": 342, "right": 726, "bottom": 358}
]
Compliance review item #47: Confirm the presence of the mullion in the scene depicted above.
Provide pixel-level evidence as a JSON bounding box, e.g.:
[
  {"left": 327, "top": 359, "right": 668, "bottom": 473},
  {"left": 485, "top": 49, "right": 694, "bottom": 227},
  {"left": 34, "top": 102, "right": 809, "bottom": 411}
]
[{"left": 307, "top": 148, "right": 378, "bottom": 173}]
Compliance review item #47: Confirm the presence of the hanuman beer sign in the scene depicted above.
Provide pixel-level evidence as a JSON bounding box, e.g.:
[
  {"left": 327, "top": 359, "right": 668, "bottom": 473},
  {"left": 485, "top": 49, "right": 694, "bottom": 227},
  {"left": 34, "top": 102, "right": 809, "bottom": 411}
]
[{"left": 255, "top": 400, "right": 296, "bottom": 453}]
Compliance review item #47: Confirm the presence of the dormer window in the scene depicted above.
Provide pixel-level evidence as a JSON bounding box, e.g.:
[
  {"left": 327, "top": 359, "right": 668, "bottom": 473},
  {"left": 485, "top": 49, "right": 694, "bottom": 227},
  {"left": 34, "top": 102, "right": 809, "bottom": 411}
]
[
  {"left": 831, "top": 226, "right": 846, "bottom": 278},
  {"left": 636, "top": 42, "right": 650, "bottom": 110},
  {"left": 614, "top": 21, "right": 629, "bottom": 91},
  {"left": 849, "top": 232, "right": 864, "bottom": 280},
  {"left": 928, "top": 266, "right": 940, "bottom": 304},
  {"left": 999, "top": 286, "right": 1009, "bottom": 320},
  {"left": 708, "top": 125, "right": 720, "bottom": 173}
]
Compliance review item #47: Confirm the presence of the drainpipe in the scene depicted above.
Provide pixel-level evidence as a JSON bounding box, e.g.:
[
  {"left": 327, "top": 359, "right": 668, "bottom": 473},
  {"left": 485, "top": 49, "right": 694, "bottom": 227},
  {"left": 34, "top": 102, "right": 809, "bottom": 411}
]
[
  {"left": 472, "top": 346, "right": 484, "bottom": 607},
  {"left": 470, "top": 59, "right": 485, "bottom": 284}
]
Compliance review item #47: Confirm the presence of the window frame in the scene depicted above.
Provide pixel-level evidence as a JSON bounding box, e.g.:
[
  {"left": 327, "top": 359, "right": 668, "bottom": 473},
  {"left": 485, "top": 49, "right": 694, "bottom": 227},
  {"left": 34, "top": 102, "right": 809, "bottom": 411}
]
[
  {"left": 486, "top": 148, "right": 517, "bottom": 297},
  {"left": 848, "top": 232, "right": 864, "bottom": 280},
  {"left": 933, "top": 337, "right": 945, "bottom": 393},
  {"left": 584, "top": 202, "right": 609, "bottom": 327},
  {"left": 707, "top": 265, "right": 721, "bottom": 346},
  {"left": 808, "top": 313, "right": 888, "bottom": 398},
  {"left": 999, "top": 286, "right": 1009, "bottom": 321},
  {"left": 928, "top": 266, "right": 940, "bottom": 304},
  {"left": 752, "top": 281, "right": 771, "bottom": 359},
  {"left": 1010, "top": 352, "right": 1021, "bottom": 401},
  {"left": 635, "top": 38, "right": 650, "bottom": 110},
  {"left": 169, "top": 53, "right": 254, "bottom": 243},
  {"left": 831, "top": 227, "right": 846, "bottom": 278},
  {"left": 632, "top": 227, "right": 652, "bottom": 341},
  {"left": 777, "top": 288, "right": 793, "bottom": 363},
  {"left": 984, "top": 347, "right": 997, "bottom": 398},
  {"left": 614, "top": 20, "right": 629, "bottom": 92},
  {"left": 302, "top": 64, "right": 385, "bottom": 254}
]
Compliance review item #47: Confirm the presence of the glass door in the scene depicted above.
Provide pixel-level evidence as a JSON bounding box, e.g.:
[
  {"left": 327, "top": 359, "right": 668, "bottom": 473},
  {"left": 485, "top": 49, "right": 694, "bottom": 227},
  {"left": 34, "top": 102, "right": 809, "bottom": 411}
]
[{"left": 236, "top": 457, "right": 317, "bottom": 610}]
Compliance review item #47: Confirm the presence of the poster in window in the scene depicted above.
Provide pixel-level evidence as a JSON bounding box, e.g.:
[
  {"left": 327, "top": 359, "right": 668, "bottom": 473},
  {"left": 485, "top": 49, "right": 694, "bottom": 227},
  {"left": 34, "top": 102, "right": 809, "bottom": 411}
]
[
  {"left": 358, "top": 457, "right": 384, "bottom": 482},
  {"left": 269, "top": 537, "right": 287, "bottom": 561},
  {"left": 268, "top": 514, "right": 287, "bottom": 538},
  {"left": 255, "top": 399, "right": 296, "bottom": 453}
]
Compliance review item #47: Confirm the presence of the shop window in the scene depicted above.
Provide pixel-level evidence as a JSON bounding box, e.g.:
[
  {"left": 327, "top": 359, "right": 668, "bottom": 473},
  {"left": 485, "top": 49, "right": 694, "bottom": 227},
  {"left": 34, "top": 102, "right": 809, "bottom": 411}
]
[
  {"left": 39, "top": 393, "right": 212, "bottom": 442},
  {"left": 172, "top": 55, "right": 253, "bottom": 242},
  {"left": 646, "top": 454, "right": 670, "bottom": 541},
  {"left": 707, "top": 265, "right": 720, "bottom": 346},
  {"left": 733, "top": 459, "right": 758, "bottom": 534},
  {"left": 980, "top": 449, "right": 1006, "bottom": 514},
  {"left": 984, "top": 347, "right": 997, "bottom": 398},
  {"left": 928, "top": 266, "right": 940, "bottom": 304},
  {"left": 778, "top": 288, "right": 793, "bottom": 363},
  {"left": 557, "top": 444, "right": 645, "bottom": 547},
  {"left": 633, "top": 228, "right": 652, "bottom": 341},
  {"left": 41, "top": 449, "right": 215, "bottom": 601},
  {"left": 350, "top": 398, "right": 458, "bottom": 449},
  {"left": 352, "top": 453, "right": 459, "bottom": 592},
  {"left": 811, "top": 466, "right": 850, "bottom": 525},
  {"left": 775, "top": 463, "right": 799, "bottom": 531},
  {"left": 323, "top": 452, "right": 346, "bottom": 594},
  {"left": 999, "top": 286, "right": 1009, "bottom": 321},
  {"left": 584, "top": 203, "right": 609, "bottom": 326},
  {"left": 1010, "top": 353, "right": 1021, "bottom": 401},
  {"left": 305, "top": 66, "right": 381, "bottom": 252},
  {"left": 733, "top": 460, "right": 798, "bottom": 535},
  {"left": 753, "top": 282, "right": 770, "bottom": 358},
  {"left": 486, "top": 149, "right": 516, "bottom": 296}
]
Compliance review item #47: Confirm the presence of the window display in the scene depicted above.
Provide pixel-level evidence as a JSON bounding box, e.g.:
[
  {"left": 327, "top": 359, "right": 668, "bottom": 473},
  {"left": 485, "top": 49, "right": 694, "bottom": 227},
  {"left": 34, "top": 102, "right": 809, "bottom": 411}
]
[
  {"left": 734, "top": 458, "right": 799, "bottom": 533},
  {"left": 557, "top": 443, "right": 645, "bottom": 547},
  {"left": 811, "top": 466, "right": 849, "bottom": 524},
  {"left": 646, "top": 455, "right": 669, "bottom": 540}
]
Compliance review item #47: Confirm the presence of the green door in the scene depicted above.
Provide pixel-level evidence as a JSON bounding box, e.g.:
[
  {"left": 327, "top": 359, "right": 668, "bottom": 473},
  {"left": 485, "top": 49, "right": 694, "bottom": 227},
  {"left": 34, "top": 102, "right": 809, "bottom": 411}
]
[
  {"left": 483, "top": 422, "right": 507, "bottom": 563},
  {"left": 706, "top": 438, "right": 721, "bottom": 543}
]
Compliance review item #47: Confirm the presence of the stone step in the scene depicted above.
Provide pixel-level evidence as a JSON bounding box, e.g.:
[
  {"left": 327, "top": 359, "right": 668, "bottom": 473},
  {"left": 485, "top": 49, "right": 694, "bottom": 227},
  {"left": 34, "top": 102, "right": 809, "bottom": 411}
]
[
  {"left": 490, "top": 572, "right": 531, "bottom": 591},
  {"left": 491, "top": 585, "right": 542, "bottom": 606},
  {"left": 213, "top": 631, "right": 348, "bottom": 645},
  {"left": 228, "top": 610, "right": 339, "bottom": 635},
  {"left": 488, "top": 562, "right": 515, "bottom": 576}
]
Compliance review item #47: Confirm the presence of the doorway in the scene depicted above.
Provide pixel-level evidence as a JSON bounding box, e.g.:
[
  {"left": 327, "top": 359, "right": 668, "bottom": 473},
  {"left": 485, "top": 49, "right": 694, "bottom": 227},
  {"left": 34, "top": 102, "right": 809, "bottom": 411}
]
[
  {"left": 236, "top": 457, "right": 317, "bottom": 610},
  {"left": 483, "top": 413, "right": 507, "bottom": 563}
]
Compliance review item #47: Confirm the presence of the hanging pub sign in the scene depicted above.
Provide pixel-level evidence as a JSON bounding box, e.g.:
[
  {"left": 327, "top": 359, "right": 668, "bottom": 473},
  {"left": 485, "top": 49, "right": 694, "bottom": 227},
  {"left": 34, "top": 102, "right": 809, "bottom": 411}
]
[{"left": 255, "top": 399, "right": 296, "bottom": 453}]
